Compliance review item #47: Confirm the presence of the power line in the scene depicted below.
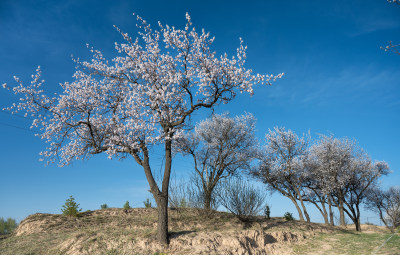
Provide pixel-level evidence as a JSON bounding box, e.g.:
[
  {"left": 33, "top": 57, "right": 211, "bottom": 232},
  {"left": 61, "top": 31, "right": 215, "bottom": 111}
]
[
  {"left": 0, "top": 115, "right": 194, "bottom": 168},
  {"left": 0, "top": 110, "right": 35, "bottom": 121},
  {"left": 0, "top": 121, "right": 37, "bottom": 133}
]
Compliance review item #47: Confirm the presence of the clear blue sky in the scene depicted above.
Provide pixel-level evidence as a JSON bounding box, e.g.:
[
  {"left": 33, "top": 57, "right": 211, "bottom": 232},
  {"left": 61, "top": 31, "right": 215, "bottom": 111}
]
[{"left": 1, "top": 0, "right": 399, "bottom": 225}]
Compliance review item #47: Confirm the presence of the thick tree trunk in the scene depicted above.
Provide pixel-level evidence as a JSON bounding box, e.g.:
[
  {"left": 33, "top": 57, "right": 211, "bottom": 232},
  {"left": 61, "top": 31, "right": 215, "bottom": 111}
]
[
  {"left": 356, "top": 204, "right": 361, "bottom": 232},
  {"left": 137, "top": 137, "right": 173, "bottom": 246},
  {"left": 155, "top": 194, "right": 169, "bottom": 245},
  {"left": 355, "top": 217, "right": 361, "bottom": 231},
  {"left": 204, "top": 190, "right": 212, "bottom": 211},
  {"left": 143, "top": 162, "right": 170, "bottom": 246},
  {"left": 159, "top": 138, "right": 173, "bottom": 245}
]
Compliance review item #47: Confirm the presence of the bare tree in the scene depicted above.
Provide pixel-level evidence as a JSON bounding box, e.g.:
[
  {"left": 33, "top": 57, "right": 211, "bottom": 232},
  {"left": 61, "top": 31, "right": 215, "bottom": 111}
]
[
  {"left": 2, "top": 13, "right": 282, "bottom": 245},
  {"left": 177, "top": 113, "right": 258, "bottom": 212},
  {"left": 365, "top": 186, "right": 400, "bottom": 232},
  {"left": 252, "top": 127, "right": 311, "bottom": 222},
  {"left": 218, "top": 177, "right": 265, "bottom": 222}
]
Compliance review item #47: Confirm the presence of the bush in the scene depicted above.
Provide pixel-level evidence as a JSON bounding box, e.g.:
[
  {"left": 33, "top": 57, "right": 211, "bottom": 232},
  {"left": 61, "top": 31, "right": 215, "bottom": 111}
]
[
  {"left": 284, "top": 212, "right": 294, "bottom": 221},
  {"left": 218, "top": 178, "right": 265, "bottom": 222},
  {"left": 100, "top": 204, "right": 108, "bottom": 209},
  {"left": 143, "top": 198, "right": 152, "bottom": 208},
  {"left": 265, "top": 204, "right": 271, "bottom": 220},
  {"left": 0, "top": 217, "right": 18, "bottom": 234},
  {"left": 61, "top": 195, "right": 82, "bottom": 217},
  {"left": 123, "top": 201, "right": 131, "bottom": 209}
]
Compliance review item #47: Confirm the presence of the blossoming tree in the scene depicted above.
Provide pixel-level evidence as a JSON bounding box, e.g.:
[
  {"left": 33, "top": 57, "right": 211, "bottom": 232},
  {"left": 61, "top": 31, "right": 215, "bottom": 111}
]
[
  {"left": 307, "top": 135, "right": 389, "bottom": 231},
  {"left": 252, "top": 127, "right": 311, "bottom": 222},
  {"left": 2, "top": 13, "right": 282, "bottom": 245}
]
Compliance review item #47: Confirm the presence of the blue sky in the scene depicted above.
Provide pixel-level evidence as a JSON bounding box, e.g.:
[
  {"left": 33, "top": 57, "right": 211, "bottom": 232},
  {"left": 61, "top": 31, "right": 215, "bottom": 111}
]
[{"left": 0, "top": 0, "right": 399, "bottom": 225}]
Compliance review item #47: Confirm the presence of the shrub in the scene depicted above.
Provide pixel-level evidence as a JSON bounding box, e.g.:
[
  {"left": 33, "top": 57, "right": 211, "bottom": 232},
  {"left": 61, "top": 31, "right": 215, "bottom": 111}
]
[
  {"left": 61, "top": 195, "right": 82, "bottom": 217},
  {"left": 123, "top": 201, "right": 131, "bottom": 209},
  {"left": 284, "top": 212, "right": 294, "bottom": 221},
  {"left": 0, "top": 217, "right": 18, "bottom": 234},
  {"left": 265, "top": 204, "right": 271, "bottom": 220},
  {"left": 100, "top": 204, "right": 108, "bottom": 209},
  {"left": 218, "top": 178, "right": 265, "bottom": 222},
  {"left": 143, "top": 198, "right": 152, "bottom": 208}
]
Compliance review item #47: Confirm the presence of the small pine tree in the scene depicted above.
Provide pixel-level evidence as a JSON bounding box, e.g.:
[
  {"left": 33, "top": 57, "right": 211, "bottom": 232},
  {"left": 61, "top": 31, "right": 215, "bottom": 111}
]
[
  {"left": 284, "top": 212, "right": 294, "bottom": 221},
  {"left": 265, "top": 204, "right": 271, "bottom": 220},
  {"left": 144, "top": 198, "right": 152, "bottom": 208},
  {"left": 61, "top": 196, "right": 82, "bottom": 217},
  {"left": 180, "top": 197, "right": 187, "bottom": 208},
  {"left": 123, "top": 201, "right": 131, "bottom": 209},
  {"left": 100, "top": 204, "right": 108, "bottom": 209},
  {"left": 0, "top": 217, "right": 18, "bottom": 234}
]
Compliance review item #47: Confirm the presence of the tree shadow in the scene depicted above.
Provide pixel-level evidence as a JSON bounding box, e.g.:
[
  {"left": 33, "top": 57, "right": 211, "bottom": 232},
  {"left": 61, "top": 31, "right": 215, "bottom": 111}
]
[
  {"left": 0, "top": 234, "right": 11, "bottom": 240},
  {"left": 169, "top": 230, "right": 196, "bottom": 239}
]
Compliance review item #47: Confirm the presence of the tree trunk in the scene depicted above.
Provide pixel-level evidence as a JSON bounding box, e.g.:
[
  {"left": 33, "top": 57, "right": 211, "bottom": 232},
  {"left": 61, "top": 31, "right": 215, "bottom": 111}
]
[
  {"left": 338, "top": 192, "right": 346, "bottom": 226},
  {"left": 299, "top": 196, "right": 311, "bottom": 222},
  {"left": 138, "top": 137, "right": 173, "bottom": 246},
  {"left": 143, "top": 163, "right": 170, "bottom": 246},
  {"left": 155, "top": 194, "right": 169, "bottom": 245},
  {"left": 289, "top": 197, "right": 304, "bottom": 221},
  {"left": 344, "top": 206, "right": 359, "bottom": 231},
  {"left": 356, "top": 204, "right": 361, "bottom": 232},
  {"left": 294, "top": 187, "right": 310, "bottom": 222},
  {"left": 203, "top": 189, "right": 212, "bottom": 211},
  {"left": 320, "top": 200, "right": 329, "bottom": 225},
  {"left": 306, "top": 192, "right": 328, "bottom": 224},
  {"left": 159, "top": 138, "right": 173, "bottom": 245},
  {"left": 356, "top": 216, "right": 361, "bottom": 231},
  {"left": 322, "top": 210, "right": 329, "bottom": 225},
  {"left": 343, "top": 201, "right": 362, "bottom": 232},
  {"left": 328, "top": 196, "right": 334, "bottom": 226}
]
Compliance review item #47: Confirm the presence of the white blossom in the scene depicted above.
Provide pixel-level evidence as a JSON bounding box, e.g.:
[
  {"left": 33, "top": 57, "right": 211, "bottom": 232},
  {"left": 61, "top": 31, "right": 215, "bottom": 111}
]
[{"left": 2, "top": 13, "right": 282, "bottom": 168}]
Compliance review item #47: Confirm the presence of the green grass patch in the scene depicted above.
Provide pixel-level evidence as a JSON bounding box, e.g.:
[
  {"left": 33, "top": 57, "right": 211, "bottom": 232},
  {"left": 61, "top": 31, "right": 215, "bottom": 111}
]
[{"left": 293, "top": 231, "right": 400, "bottom": 255}]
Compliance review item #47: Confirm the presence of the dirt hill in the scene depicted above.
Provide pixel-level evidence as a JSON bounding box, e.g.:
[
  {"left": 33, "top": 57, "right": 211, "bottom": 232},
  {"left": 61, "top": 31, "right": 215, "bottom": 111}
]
[{"left": 0, "top": 208, "right": 398, "bottom": 254}]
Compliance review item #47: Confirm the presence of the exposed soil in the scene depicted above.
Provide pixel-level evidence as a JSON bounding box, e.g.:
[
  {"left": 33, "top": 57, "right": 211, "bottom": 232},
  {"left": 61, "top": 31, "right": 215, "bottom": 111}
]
[{"left": 0, "top": 208, "right": 394, "bottom": 255}]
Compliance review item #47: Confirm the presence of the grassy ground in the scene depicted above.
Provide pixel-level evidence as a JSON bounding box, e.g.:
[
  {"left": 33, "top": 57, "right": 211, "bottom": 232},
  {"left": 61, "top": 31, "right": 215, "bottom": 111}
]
[{"left": 292, "top": 228, "right": 400, "bottom": 255}]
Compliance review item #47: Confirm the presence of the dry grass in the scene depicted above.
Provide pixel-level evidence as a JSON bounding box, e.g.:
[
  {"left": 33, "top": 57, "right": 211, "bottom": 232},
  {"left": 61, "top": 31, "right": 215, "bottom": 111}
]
[{"left": 0, "top": 208, "right": 398, "bottom": 255}]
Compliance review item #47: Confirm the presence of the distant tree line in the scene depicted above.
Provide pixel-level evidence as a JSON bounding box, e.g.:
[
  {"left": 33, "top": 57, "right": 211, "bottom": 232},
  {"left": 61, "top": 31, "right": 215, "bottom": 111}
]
[
  {"left": 251, "top": 127, "right": 391, "bottom": 232},
  {"left": 170, "top": 114, "right": 398, "bottom": 232}
]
